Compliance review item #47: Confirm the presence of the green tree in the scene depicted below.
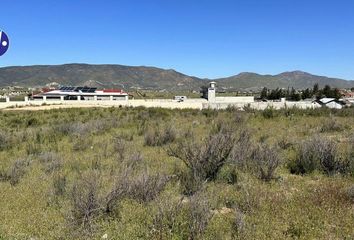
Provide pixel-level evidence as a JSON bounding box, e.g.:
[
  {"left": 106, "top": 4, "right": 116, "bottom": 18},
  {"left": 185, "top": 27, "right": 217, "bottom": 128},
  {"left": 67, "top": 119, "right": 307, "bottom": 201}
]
[
  {"left": 322, "top": 85, "right": 332, "bottom": 97},
  {"left": 313, "top": 83, "right": 319, "bottom": 94},
  {"left": 301, "top": 88, "right": 312, "bottom": 100},
  {"left": 289, "top": 88, "right": 301, "bottom": 101},
  {"left": 260, "top": 87, "right": 268, "bottom": 99}
]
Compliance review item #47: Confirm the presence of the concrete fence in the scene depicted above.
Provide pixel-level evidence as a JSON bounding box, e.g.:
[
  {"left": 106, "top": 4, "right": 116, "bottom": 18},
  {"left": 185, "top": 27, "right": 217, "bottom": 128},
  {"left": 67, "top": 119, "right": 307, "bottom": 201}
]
[{"left": 0, "top": 96, "right": 322, "bottom": 110}]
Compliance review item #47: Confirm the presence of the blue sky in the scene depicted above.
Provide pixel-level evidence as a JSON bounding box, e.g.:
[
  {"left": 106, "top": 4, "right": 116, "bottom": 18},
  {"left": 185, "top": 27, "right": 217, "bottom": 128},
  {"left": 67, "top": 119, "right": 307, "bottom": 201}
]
[{"left": 1, "top": 0, "right": 354, "bottom": 79}]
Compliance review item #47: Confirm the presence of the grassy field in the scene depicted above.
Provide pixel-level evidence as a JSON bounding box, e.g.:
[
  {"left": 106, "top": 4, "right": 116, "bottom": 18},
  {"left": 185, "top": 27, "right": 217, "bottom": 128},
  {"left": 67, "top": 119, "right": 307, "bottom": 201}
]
[{"left": 0, "top": 106, "right": 353, "bottom": 239}]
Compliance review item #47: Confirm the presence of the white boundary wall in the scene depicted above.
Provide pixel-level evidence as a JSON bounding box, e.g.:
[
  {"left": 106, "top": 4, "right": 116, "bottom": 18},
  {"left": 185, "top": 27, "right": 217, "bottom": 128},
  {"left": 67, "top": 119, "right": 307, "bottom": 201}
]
[
  {"left": 215, "top": 96, "right": 254, "bottom": 103},
  {"left": 206, "top": 101, "right": 321, "bottom": 110},
  {"left": 0, "top": 98, "right": 322, "bottom": 110}
]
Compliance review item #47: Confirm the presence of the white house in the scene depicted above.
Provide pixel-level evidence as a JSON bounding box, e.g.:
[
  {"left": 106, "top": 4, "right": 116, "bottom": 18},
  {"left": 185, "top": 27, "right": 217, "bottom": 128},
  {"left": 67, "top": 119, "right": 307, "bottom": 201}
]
[
  {"left": 33, "top": 86, "right": 129, "bottom": 101},
  {"left": 316, "top": 98, "right": 346, "bottom": 109}
]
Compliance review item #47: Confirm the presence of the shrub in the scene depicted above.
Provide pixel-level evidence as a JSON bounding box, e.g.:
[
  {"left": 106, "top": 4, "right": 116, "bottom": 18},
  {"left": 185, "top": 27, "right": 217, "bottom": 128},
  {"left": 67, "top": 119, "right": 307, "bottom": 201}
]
[
  {"left": 320, "top": 118, "right": 344, "bottom": 132},
  {"left": 277, "top": 136, "right": 293, "bottom": 150},
  {"left": 231, "top": 208, "right": 246, "bottom": 239},
  {"left": 144, "top": 128, "right": 157, "bottom": 146},
  {"left": 187, "top": 194, "right": 213, "bottom": 239},
  {"left": 104, "top": 168, "right": 131, "bottom": 214},
  {"left": 151, "top": 195, "right": 184, "bottom": 239},
  {"left": 289, "top": 137, "right": 340, "bottom": 175},
  {"left": 25, "top": 141, "right": 42, "bottom": 155},
  {"left": 129, "top": 170, "right": 169, "bottom": 203},
  {"left": 105, "top": 168, "right": 169, "bottom": 214},
  {"left": 169, "top": 128, "right": 235, "bottom": 195},
  {"left": 0, "top": 131, "right": 11, "bottom": 151},
  {"left": 230, "top": 128, "right": 253, "bottom": 168},
  {"left": 8, "top": 159, "right": 31, "bottom": 186},
  {"left": 137, "top": 119, "right": 148, "bottom": 136},
  {"left": 57, "top": 122, "right": 87, "bottom": 137},
  {"left": 68, "top": 171, "right": 102, "bottom": 233},
  {"left": 251, "top": 144, "right": 280, "bottom": 181},
  {"left": 113, "top": 136, "right": 127, "bottom": 160},
  {"left": 52, "top": 174, "right": 67, "bottom": 196},
  {"left": 285, "top": 223, "right": 303, "bottom": 239},
  {"left": 39, "top": 151, "right": 62, "bottom": 174},
  {"left": 144, "top": 125, "right": 176, "bottom": 147},
  {"left": 262, "top": 107, "right": 277, "bottom": 119},
  {"left": 72, "top": 136, "right": 93, "bottom": 151},
  {"left": 128, "top": 152, "right": 144, "bottom": 168},
  {"left": 217, "top": 165, "right": 238, "bottom": 185},
  {"left": 346, "top": 185, "right": 354, "bottom": 203}
]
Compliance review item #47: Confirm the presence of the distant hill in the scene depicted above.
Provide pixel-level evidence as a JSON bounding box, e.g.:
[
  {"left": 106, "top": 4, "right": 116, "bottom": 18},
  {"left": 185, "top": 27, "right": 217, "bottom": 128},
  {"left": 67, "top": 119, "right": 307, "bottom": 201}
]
[
  {"left": 216, "top": 71, "right": 354, "bottom": 90},
  {"left": 0, "top": 64, "right": 353, "bottom": 91},
  {"left": 0, "top": 64, "right": 202, "bottom": 91}
]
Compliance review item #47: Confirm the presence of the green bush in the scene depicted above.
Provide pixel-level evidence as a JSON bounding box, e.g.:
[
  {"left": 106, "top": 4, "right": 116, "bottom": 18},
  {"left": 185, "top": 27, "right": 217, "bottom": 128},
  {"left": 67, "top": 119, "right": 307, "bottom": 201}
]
[
  {"left": 262, "top": 107, "right": 277, "bottom": 119},
  {"left": 217, "top": 165, "right": 238, "bottom": 185}
]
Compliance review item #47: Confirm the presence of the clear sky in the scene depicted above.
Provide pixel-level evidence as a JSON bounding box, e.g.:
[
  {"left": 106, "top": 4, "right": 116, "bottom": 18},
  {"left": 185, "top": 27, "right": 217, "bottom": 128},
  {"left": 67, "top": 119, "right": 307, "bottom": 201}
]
[{"left": 1, "top": 0, "right": 354, "bottom": 79}]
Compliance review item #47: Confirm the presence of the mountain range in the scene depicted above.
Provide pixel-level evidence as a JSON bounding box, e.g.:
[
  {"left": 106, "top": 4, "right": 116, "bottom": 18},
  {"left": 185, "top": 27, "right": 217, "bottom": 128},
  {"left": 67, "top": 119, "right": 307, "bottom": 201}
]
[{"left": 0, "top": 64, "right": 353, "bottom": 91}]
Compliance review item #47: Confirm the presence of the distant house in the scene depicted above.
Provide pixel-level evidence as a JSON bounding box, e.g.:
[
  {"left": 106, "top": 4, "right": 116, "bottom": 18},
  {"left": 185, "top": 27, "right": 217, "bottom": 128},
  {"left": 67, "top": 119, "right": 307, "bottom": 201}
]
[
  {"left": 174, "top": 96, "right": 187, "bottom": 102},
  {"left": 33, "top": 86, "right": 129, "bottom": 101},
  {"left": 339, "top": 89, "right": 354, "bottom": 99},
  {"left": 315, "top": 98, "right": 346, "bottom": 109}
]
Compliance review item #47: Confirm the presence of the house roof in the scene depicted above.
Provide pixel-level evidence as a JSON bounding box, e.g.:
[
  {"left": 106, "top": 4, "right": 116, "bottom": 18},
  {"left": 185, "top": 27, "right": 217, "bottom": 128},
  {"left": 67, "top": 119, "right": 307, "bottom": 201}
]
[
  {"left": 319, "top": 98, "right": 335, "bottom": 104},
  {"left": 316, "top": 98, "right": 346, "bottom": 106}
]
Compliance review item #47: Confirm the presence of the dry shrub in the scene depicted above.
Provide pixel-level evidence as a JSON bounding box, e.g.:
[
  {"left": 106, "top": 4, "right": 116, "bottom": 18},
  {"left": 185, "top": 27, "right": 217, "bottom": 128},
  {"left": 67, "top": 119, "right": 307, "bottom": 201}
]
[
  {"left": 251, "top": 144, "right": 280, "bottom": 181},
  {"left": 129, "top": 170, "right": 169, "bottom": 203},
  {"left": 169, "top": 127, "right": 235, "bottom": 195},
  {"left": 151, "top": 196, "right": 184, "bottom": 239},
  {"left": 0, "top": 131, "right": 11, "bottom": 151},
  {"left": 320, "top": 117, "right": 345, "bottom": 132},
  {"left": 229, "top": 128, "right": 253, "bottom": 167},
  {"left": 55, "top": 119, "right": 118, "bottom": 137},
  {"left": 39, "top": 151, "right": 62, "bottom": 174},
  {"left": 289, "top": 136, "right": 342, "bottom": 175},
  {"left": 236, "top": 183, "right": 261, "bottom": 214},
  {"left": 231, "top": 208, "right": 246, "bottom": 239},
  {"left": 52, "top": 174, "right": 67, "bottom": 196},
  {"left": 152, "top": 193, "right": 213, "bottom": 240},
  {"left": 128, "top": 152, "right": 144, "bottom": 168},
  {"left": 277, "top": 136, "right": 293, "bottom": 150},
  {"left": 72, "top": 137, "right": 93, "bottom": 151},
  {"left": 25, "top": 141, "right": 42, "bottom": 155},
  {"left": 104, "top": 168, "right": 131, "bottom": 214},
  {"left": 105, "top": 167, "right": 169, "bottom": 214},
  {"left": 0, "top": 159, "right": 31, "bottom": 186},
  {"left": 113, "top": 136, "right": 127, "bottom": 160},
  {"left": 144, "top": 125, "right": 176, "bottom": 146},
  {"left": 68, "top": 171, "right": 102, "bottom": 233},
  {"left": 187, "top": 194, "right": 213, "bottom": 239},
  {"left": 346, "top": 185, "right": 354, "bottom": 203}
]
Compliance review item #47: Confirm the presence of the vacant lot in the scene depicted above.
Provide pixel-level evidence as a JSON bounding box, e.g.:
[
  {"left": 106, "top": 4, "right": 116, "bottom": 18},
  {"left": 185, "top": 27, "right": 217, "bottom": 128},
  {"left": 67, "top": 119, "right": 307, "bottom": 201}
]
[{"left": 0, "top": 106, "right": 353, "bottom": 239}]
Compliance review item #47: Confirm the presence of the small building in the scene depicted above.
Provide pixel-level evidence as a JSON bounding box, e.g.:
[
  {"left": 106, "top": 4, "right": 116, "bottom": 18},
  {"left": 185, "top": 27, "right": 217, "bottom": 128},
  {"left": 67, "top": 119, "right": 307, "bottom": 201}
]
[
  {"left": 174, "top": 96, "right": 187, "bottom": 102},
  {"left": 316, "top": 98, "right": 346, "bottom": 109}
]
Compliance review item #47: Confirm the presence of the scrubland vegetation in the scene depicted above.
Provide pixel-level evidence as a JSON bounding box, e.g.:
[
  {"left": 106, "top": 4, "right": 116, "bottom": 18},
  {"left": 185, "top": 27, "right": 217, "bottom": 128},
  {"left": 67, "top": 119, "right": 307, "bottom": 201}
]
[{"left": 0, "top": 106, "right": 354, "bottom": 239}]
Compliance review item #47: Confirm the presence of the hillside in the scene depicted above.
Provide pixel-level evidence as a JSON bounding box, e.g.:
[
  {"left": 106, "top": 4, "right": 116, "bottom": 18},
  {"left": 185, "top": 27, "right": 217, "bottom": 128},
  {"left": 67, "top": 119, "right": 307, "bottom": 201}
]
[
  {"left": 216, "top": 71, "right": 354, "bottom": 90},
  {"left": 0, "top": 64, "right": 202, "bottom": 91},
  {"left": 0, "top": 64, "right": 353, "bottom": 90}
]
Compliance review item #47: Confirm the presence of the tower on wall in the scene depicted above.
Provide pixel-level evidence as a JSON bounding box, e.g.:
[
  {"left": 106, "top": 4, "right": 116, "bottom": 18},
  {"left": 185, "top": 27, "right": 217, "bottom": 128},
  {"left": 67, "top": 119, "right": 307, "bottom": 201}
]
[{"left": 208, "top": 81, "right": 216, "bottom": 102}]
